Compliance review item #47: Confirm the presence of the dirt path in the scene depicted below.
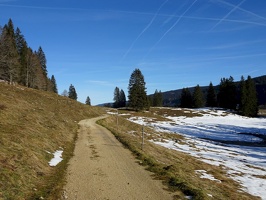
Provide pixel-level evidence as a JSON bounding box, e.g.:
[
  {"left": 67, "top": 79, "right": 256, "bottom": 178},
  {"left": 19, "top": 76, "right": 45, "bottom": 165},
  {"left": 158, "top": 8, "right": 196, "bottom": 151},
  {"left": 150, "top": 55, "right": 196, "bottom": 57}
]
[{"left": 63, "top": 116, "right": 174, "bottom": 200}]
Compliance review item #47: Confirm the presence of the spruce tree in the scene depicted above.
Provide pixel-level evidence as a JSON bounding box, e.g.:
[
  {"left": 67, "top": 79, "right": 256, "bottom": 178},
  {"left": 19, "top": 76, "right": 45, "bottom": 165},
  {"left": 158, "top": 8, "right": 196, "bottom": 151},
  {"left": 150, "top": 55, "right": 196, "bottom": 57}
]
[
  {"left": 68, "top": 84, "right": 77, "bottom": 100},
  {"left": 0, "top": 19, "right": 53, "bottom": 91},
  {"left": 240, "top": 76, "right": 258, "bottom": 117},
  {"left": 180, "top": 88, "right": 193, "bottom": 108},
  {"left": 193, "top": 85, "right": 204, "bottom": 108},
  {"left": 113, "top": 87, "right": 120, "bottom": 108},
  {"left": 85, "top": 96, "right": 91, "bottom": 106},
  {"left": 218, "top": 76, "right": 237, "bottom": 110},
  {"left": 15, "top": 28, "right": 28, "bottom": 86},
  {"left": 239, "top": 76, "right": 247, "bottom": 111},
  {"left": 206, "top": 82, "right": 217, "bottom": 107},
  {"left": 51, "top": 75, "right": 58, "bottom": 94},
  {"left": 0, "top": 24, "right": 20, "bottom": 83},
  {"left": 128, "top": 68, "right": 148, "bottom": 111},
  {"left": 153, "top": 89, "right": 163, "bottom": 107},
  {"left": 119, "top": 89, "right": 126, "bottom": 107},
  {"left": 37, "top": 46, "right": 47, "bottom": 76}
]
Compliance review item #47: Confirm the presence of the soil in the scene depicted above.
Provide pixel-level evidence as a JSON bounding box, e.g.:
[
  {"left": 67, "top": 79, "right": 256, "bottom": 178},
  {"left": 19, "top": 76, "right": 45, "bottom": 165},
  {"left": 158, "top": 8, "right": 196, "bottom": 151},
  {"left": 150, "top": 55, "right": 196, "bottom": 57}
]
[{"left": 62, "top": 116, "right": 174, "bottom": 200}]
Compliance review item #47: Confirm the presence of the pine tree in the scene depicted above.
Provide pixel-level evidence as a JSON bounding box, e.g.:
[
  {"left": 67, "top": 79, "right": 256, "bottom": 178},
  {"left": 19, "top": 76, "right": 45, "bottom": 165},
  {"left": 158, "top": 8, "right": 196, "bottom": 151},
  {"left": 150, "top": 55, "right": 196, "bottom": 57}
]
[
  {"left": 50, "top": 75, "right": 58, "bottom": 94},
  {"left": 180, "top": 88, "right": 193, "bottom": 108},
  {"left": 85, "top": 96, "right": 91, "bottom": 106},
  {"left": 113, "top": 87, "right": 120, "bottom": 108},
  {"left": 218, "top": 76, "right": 237, "bottom": 110},
  {"left": 68, "top": 84, "right": 77, "bottom": 100},
  {"left": 119, "top": 89, "right": 126, "bottom": 107},
  {"left": 206, "top": 82, "right": 217, "bottom": 107},
  {"left": 128, "top": 68, "right": 148, "bottom": 111},
  {"left": 193, "top": 85, "right": 204, "bottom": 108},
  {"left": 240, "top": 76, "right": 258, "bottom": 117}
]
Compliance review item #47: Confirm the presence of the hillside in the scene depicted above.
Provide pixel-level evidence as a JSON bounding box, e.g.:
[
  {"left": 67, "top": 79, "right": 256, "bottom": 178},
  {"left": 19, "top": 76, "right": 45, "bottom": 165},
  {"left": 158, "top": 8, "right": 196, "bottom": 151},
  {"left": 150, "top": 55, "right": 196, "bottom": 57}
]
[
  {"left": 0, "top": 83, "right": 104, "bottom": 199},
  {"left": 160, "top": 75, "right": 266, "bottom": 107}
]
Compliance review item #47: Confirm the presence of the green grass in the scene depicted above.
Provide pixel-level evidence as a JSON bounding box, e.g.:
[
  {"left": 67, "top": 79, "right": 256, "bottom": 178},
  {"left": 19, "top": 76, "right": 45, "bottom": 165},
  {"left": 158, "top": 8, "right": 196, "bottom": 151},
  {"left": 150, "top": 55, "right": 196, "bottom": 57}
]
[
  {"left": 98, "top": 114, "right": 259, "bottom": 200},
  {"left": 0, "top": 83, "right": 104, "bottom": 199}
]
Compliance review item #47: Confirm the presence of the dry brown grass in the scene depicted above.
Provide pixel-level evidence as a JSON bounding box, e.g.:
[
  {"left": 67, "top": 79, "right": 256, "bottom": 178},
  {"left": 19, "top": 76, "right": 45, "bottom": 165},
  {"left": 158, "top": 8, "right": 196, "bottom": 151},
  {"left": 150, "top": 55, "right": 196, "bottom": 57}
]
[
  {"left": 98, "top": 114, "right": 259, "bottom": 200},
  {"left": 150, "top": 107, "right": 203, "bottom": 118},
  {"left": 0, "top": 83, "right": 104, "bottom": 199}
]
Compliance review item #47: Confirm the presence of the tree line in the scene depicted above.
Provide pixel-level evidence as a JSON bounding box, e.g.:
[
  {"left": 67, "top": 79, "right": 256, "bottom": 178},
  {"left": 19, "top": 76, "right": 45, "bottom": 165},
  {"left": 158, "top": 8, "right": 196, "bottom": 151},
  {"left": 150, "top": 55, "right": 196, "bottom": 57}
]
[
  {"left": 113, "top": 68, "right": 258, "bottom": 117},
  {"left": 0, "top": 19, "right": 57, "bottom": 93},
  {"left": 180, "top": 75, "right": 258, "bottom": 117}
]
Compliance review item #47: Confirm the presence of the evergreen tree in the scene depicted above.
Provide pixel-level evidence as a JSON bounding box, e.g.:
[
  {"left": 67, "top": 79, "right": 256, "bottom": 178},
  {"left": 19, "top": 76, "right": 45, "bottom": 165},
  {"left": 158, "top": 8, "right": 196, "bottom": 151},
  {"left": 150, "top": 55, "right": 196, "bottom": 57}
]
[
  {"left": 153, "top": 89, "right": 163, "bottom": 107},
  {"left": 148, "top": 95, "right": 153, "bottom": 107},
  {"left": 85, "top": 96, "right": 91, "bottom": 106},
  {"left": 240, "top": 76, "right": 258, "bottom": 117},
  {"left": 180, "top": 88, "right": 193, "bottom": 108},
  {"left": 15, "top": 28, "right": 25, "bottom": 54},
  {"left": 218, "top": 76, "right": 237, "bottom": 110},
  {"left": 193, "top": 85, "right": 204, "bottom": 108},
  {"left": 68, "top": 84, "right": 77, "bottom": 100},
  {"left": 15, "top": 28, "right": 28, "bottom": 85},
  {"left": 206, "top": 82, "right": 217, "bottom": 107},
  {"left": 50, "top": 75, "right": 58, "bottom": 94},
  {"left": 128, "top": 68, "right": 148, "bottom": 111},
  {"left": 37, "top": 46, "right": 47, "bottom": 76},
  {"left": 0, "top": 19, "right": 53, "bottom": 91},
  {"left": 239, "top": 76, "right": 247, "bottom": 111},
  {"left": 0, "top": 24, "right": 20, "bottom": 83},
  {"left": 5, "top": 19, "right": 15, "bottom": 40},
  {"left": 113, "top": 87, "right": 120, "bottom": 108},
  {"left": 119, "top": 89, "right": 126, "bottom": 107}
]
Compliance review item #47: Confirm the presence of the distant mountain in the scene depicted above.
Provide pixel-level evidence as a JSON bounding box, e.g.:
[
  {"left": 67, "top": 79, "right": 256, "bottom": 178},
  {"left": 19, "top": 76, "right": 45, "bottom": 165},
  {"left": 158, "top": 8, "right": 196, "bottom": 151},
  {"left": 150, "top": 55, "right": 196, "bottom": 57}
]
[{"left": 156, "top": 75, "right": 266, "bottom": 107}]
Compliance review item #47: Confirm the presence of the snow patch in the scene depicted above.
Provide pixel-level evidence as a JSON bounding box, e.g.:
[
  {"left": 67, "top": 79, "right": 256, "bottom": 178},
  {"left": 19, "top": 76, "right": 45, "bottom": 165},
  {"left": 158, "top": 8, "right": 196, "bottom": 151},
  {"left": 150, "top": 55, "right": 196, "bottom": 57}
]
[
  {"left": 49, "top": 150, "right": 63, "bottom": 166},
  {"left": 195, "top": 170, "right": 221, "bottom": 183}
]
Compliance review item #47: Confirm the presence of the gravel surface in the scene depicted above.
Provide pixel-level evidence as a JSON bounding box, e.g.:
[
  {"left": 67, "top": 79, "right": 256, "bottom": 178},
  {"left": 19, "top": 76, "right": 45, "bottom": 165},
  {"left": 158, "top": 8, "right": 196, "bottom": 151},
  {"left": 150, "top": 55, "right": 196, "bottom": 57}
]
[{"left": 63, "top": 116, "right": 174, "bottom": 200}]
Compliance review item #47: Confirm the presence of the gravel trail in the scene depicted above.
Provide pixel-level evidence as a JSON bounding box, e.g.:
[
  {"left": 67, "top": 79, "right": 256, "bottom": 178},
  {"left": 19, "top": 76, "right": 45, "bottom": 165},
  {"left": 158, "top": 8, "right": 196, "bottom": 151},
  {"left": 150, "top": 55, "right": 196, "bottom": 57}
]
[{"left": 63, "top": 116, "right": 174, "bottom": 200}]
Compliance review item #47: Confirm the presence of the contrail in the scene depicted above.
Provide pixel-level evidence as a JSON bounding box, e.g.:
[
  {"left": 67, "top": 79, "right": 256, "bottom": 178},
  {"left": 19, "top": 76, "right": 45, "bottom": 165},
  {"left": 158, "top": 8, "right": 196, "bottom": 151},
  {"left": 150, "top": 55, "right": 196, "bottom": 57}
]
[
  {"left": 217, "top": 0, "right": 266, "bottom": 21},
  {"left": 145, "top": 0, "right": 198, "bottom": 58},
  {"left": 210, "top": 0, "right": 246, "bottom": 31},
  {"left": 121, "top": 0, "right": 169, "bottom": 61},
  {"left": 183, "top": 15, "right": 266, "bottom": 27}
]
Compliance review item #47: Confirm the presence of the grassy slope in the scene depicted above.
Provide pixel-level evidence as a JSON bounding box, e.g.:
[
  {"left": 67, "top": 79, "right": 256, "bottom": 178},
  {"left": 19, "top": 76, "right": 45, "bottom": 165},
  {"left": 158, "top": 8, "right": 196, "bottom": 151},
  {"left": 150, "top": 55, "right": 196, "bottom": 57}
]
[
  {"left": 98, "top": 109, "right": 260, "bottom": 200},
  {"left": 0, "top": 83, "right": 104, "bottom": 200}
]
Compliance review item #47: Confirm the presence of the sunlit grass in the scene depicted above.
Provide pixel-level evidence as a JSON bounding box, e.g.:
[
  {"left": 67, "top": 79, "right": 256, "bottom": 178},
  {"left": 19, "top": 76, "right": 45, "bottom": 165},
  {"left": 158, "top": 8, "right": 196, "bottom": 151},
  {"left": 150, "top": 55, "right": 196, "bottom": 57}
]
[{"left": 0, "top": 83, "right": 104, "bottom": 199}]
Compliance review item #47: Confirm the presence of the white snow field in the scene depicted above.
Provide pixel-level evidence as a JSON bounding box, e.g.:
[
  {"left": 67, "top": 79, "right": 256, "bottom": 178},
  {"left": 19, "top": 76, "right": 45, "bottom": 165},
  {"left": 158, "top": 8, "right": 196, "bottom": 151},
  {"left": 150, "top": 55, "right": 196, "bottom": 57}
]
[{"left": 128, "top": 108, "right": 266, "bottom": 199}]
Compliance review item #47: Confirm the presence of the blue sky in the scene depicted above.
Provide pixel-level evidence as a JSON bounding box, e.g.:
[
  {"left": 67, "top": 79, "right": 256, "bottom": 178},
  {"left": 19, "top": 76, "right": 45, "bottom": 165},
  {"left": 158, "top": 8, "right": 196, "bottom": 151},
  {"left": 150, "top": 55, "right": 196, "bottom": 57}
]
[{"left": 1, "top": 0, "right": 266, "bottom": 105}]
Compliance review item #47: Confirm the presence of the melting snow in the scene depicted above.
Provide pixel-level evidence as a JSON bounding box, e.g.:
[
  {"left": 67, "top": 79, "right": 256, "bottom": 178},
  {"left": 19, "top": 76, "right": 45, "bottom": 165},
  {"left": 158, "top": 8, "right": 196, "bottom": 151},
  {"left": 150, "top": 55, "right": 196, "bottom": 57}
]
[
  {"left": 128, "top": 108, "right": 266, "bottom": 199},
  {"left": 49, "top": 150, "right": 63, "bottom": 166},
  {"left": 195, "top": 170, "right": 221, "bottom": 183}
]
